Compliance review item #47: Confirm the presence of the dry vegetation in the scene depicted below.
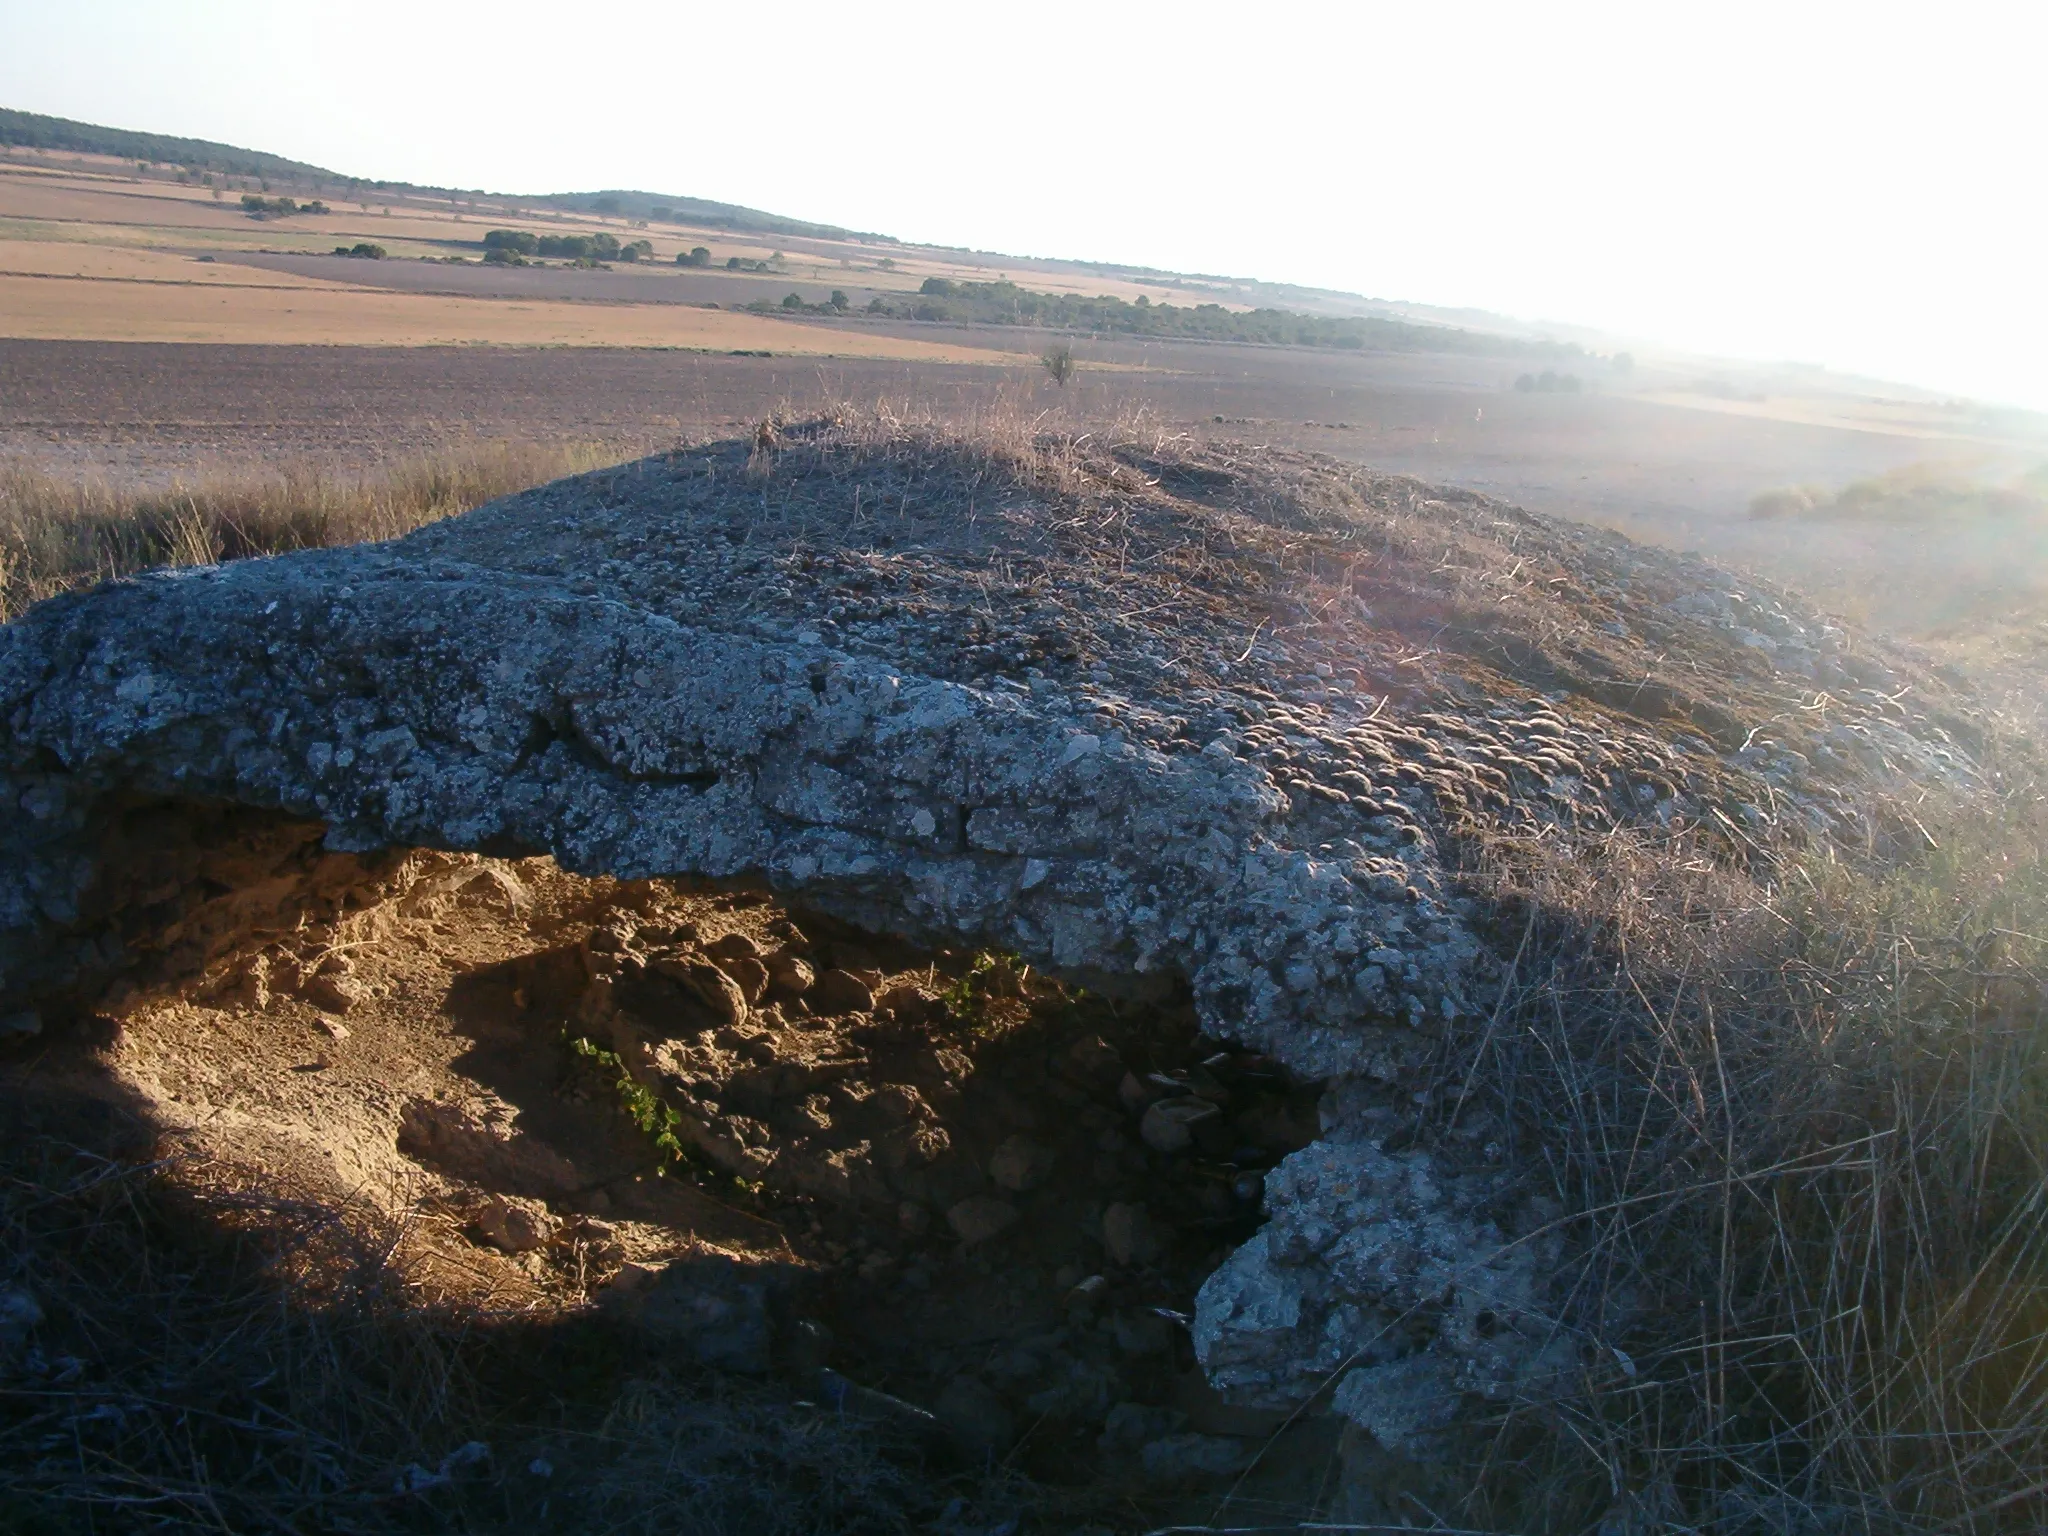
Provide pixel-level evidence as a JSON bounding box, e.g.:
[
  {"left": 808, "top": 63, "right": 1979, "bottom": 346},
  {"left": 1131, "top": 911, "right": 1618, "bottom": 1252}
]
[
  {"left": 6, "top": 418, "right": 2048, "bottom": 1532},
  {"left": 1750, "top": 463, "right": 2048, "bottom": 524},
  {"left": 1445, "top": 768, "right": 2048, "bottom": 1532},
  {"left": 0, "top": 442, "right": 623, "bottom": 620}
]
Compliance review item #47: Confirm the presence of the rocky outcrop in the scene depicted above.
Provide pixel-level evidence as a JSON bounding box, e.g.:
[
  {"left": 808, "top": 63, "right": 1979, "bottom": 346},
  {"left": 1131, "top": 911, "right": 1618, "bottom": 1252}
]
[{"left": 0, "top": 418, "right": 1979, "bottom": 1452}]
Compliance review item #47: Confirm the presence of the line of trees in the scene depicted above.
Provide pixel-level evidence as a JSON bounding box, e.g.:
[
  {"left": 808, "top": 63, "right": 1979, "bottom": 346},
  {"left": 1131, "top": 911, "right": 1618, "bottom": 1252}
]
[
  {"left": 483, "top": 229, "right": 653, "bottom": 265},
  {"left": 874, "top": 277, "right": 1580, "bottom": 358}
]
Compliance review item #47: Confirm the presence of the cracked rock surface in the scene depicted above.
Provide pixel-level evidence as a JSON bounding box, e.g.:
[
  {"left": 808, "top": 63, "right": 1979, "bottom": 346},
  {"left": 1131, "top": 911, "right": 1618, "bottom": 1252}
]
[{"left": 0, "top": 417, "right": 1981, "bottom": 1448}]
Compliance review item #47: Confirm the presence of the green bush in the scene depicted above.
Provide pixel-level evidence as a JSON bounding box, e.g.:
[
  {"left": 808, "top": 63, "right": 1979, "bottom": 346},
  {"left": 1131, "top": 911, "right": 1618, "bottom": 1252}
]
[
  {"left": 240, "top": 193, "right": 317, "bottom": 217},
  {"left": 535, "top": 232, "right": 619, "bottom": 261},
  {"left": 483, "top": 228, "right": 537, "bottom": 255},
  {"left": 676, "top": 245, "right": 712, "bottom": 267}
]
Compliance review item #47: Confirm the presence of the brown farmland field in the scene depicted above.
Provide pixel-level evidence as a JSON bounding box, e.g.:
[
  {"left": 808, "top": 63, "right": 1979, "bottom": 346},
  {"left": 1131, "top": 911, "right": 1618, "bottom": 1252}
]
[{"left": 0, "top": 270, "right": 1034, "bottom": 357}]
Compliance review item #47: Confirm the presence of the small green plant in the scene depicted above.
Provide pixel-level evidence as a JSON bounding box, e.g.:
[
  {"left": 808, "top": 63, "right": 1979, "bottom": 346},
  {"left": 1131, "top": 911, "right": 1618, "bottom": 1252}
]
[
  {"left": 570, "top": 1035, "right": 687, "bottom": 1167},
  {"left": 940, "top": 951, "right": 1036, "bottom": 1037},
  {"left": 1040, "top": 342, "right": 1075, "bottom": 388}
]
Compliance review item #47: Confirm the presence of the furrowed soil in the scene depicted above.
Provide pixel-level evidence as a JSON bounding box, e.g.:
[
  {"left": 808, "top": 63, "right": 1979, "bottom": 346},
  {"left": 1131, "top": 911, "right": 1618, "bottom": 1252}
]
[{"left": 8, "top": 336, "right": 2048, "bottom": 658}]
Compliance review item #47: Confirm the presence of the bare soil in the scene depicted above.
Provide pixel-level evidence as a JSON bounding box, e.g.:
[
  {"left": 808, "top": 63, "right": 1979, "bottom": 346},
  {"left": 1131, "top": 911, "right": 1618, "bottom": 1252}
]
[
  {"left": 5, "top": 844, "right": 1351, "bottom": 1526},
  {"left": 10, "top": 338, "right": 2046, "bottom": 654}
]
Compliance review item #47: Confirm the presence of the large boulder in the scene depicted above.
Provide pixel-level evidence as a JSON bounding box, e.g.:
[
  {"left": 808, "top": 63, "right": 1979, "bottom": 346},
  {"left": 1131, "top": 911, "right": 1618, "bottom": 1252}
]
[{"left": 0, "top": 418, "right": 1978, "bottom": 1448}]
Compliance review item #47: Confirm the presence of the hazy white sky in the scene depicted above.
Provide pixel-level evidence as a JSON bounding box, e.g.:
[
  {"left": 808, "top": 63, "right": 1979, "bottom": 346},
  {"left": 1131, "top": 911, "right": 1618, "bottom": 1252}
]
[{"left": 3, "top": 0, "right": 2042, "bottom": 408}]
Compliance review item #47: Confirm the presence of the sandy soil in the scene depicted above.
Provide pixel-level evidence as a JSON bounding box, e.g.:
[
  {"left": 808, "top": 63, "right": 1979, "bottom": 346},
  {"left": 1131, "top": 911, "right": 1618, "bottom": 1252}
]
[
  {"left": 53, "top": 845, "right": 1326, "bottom": 1493},
  {"left": 0, "top": 272, "right": 1034, "bottom": 359},
  {"left": 0, "top": 238, "right": 372, "bottom": 288}
]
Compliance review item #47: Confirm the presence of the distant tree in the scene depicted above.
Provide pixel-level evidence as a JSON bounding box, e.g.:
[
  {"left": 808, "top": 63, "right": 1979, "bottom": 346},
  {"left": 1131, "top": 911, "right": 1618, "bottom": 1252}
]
[
  {"left": 674, "top": 245, "right": 711, "bottom": 267},
  {"left": 592, "top": 194, "right": 621, "bottom": 215},
  {"left": 828, "top": 289, "right": 849, "bottom": 311},
  {"left": 618, "top": 239, "right": 654, "bottom": 263},
  {"left": 726, "top": 255, "right": 743, "bottom": 269},
  {"left": 1041, "top": 342, "right": 1075, "bottom": 388},
  {"left": 649, "top": 204, "right": 671, "bottom": 221},
  {"left": 485, "top": 229, "right": 539, "bottom": 254},
  {"left": 781, "top": 292, "right": 804, "bottom": 310},
  {"left": 876, "top": 257, "right": 896, "bottom": 271}
]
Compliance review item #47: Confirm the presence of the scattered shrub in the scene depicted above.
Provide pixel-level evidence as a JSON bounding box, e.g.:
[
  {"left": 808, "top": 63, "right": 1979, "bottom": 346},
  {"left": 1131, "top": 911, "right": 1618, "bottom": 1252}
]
[
  {"left": 331, "top": 242, "right": 386, "bottom": 260},
  {"left": 240, "top": 193, "right": 324, "bottom": 218},
  {"left": 483, "top": 228, "right": 538, "bottom": 255},
  {"left": 676, "top": 245, "right": 712, "bottom": 267},
  {"left": 1514, "top": 369, "right": 1583, "bottom": 393},
  {"left": 1749, "top": 463, "right": 2048, "bottom": 523},
  {"left": 1040, "top": 342, "right": 1075, "bottom": 388}
]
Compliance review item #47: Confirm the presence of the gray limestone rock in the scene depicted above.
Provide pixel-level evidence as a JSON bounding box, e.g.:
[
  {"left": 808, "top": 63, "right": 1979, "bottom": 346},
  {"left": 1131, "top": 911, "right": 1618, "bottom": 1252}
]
[{"left": 0, "top": 420, "right": 1981, "bottom": 1450}]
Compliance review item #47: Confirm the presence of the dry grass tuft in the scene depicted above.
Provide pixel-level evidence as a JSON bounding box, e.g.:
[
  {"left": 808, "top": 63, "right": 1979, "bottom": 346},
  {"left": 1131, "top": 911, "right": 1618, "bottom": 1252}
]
[
  {"left": 1441, "top": 754, "right": 2048, "bottom": 1532},
  {"left": 0, "top": 441, "right": 623, "bottom": 620}
]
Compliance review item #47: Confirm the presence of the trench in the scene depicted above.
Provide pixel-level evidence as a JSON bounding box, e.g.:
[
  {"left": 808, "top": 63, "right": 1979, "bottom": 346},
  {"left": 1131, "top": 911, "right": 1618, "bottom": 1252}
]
[{"left": 4, "top": 799, "right": 1355, "bottom": 1509}]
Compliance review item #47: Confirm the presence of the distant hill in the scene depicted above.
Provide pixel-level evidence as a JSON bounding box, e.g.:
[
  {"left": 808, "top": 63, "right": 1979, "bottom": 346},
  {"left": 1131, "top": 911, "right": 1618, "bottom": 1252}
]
[
  {"left": 0, "top": 106, "right": 336, "bottom": 182},
  {"left": 0, "top": 108, "right": 882, "bottom": 242},
  {"left": 522, "top": 190, "right": 882, "bottom": 243}
]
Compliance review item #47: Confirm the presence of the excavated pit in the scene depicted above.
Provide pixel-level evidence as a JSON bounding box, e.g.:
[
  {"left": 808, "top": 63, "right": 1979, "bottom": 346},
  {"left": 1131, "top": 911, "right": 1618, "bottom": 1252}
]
[
  {"left": 19, "top": 815, "right": 1356, "bottom": 1498},
  {"left": 1, "top": 416, "right": 1991, "bottom": 1500}
]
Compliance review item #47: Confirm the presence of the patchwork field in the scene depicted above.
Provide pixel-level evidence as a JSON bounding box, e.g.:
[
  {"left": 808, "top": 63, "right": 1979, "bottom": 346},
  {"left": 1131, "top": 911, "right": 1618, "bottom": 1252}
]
[
  {"left": 7, "top": 143, "right": 2048, "bottom": 665},
  {"left": 0, "top": 271, "right": 1035, "bottom": 356}
]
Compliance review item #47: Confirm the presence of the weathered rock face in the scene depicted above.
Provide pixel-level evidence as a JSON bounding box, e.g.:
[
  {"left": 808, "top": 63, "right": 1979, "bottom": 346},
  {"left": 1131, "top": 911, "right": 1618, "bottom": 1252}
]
[{"left": 0, "top": 418, "right": 1979, "bottom": 1449}]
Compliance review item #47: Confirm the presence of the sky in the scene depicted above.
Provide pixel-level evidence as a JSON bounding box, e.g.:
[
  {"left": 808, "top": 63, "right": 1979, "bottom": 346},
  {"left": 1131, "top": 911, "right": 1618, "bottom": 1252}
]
[{"left": 3, "top": 0, "right": 2042, "bottom": 409}]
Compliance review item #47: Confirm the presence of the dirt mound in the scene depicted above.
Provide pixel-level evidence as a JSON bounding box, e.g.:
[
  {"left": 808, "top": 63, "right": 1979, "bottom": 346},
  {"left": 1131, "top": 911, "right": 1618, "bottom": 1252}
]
[{"left": 0, "top": 414, "right": 1986, "bottom": 1482}]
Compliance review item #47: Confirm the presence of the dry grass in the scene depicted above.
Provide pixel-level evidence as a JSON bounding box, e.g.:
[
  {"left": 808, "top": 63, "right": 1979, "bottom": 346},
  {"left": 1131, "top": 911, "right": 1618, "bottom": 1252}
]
[
  {"left": 1440, "top": 755, "right": 2048, "bottom": 1533},
  {"left": 0, "top": 442, "right": 627, "bottom": 620}
]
